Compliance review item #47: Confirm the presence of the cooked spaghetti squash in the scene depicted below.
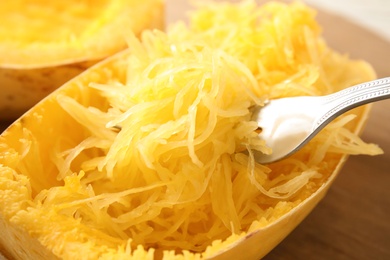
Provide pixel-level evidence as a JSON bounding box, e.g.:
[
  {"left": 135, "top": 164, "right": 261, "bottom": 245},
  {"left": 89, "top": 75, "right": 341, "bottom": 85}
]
[
  {"left": 0, "top": 0, "right": 164, "bottom": 119},
  {"left": 0, "top": 1, "right": 382, "bottom": 259}
]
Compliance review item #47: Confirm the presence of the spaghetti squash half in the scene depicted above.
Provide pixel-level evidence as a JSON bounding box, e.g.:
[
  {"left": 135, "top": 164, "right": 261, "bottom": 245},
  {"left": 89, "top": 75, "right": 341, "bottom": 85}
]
[{"left": 0, "top": 0, "right": 164, "bottom": 119}]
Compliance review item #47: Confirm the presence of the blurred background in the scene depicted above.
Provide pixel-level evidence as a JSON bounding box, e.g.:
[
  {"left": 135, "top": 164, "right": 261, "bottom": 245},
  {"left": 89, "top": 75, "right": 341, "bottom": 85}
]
[
  {"left": 167, "top": 0, "right": 390, "bottom": 54},
  {"left": 167, "top": 0, "right": 390, "bottom": 77},
  {"left": 305, "top": 0, "right": 390, "bottom": 41}
]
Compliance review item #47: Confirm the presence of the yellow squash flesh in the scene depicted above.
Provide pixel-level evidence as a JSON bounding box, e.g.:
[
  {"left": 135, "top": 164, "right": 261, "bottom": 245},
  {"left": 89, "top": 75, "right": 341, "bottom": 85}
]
[
  {"left": 0, "top": 1, "right": 383, "bottom": 259},
  {"left": 0, "top": 0, "right": 164, "bottom": 120}
]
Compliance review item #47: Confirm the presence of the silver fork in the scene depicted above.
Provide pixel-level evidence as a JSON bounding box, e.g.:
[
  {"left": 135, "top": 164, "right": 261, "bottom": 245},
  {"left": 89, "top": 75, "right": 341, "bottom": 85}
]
[{"left": 251, "top": 77, "right": 390, "bottom": 164}]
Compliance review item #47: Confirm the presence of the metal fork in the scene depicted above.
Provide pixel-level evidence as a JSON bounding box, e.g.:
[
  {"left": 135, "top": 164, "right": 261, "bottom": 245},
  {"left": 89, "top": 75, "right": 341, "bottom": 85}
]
[{"left": 251, "top": 77, "right": 390, "bottom": 164}]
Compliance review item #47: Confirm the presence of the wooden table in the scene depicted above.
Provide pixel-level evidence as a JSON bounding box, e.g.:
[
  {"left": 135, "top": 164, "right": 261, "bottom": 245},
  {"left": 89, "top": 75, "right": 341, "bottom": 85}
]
[{"left": 1, "top": 1, "right": 389, "bottom": 259}]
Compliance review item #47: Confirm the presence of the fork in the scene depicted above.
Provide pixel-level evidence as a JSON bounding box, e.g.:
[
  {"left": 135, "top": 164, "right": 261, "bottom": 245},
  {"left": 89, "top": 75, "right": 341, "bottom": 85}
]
[{"left": 251, "top": 77, "right": 390, "bottom": 164}]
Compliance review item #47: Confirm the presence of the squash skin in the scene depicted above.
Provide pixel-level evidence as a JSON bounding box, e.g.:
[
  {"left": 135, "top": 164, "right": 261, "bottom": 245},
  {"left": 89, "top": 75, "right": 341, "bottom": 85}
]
[
  {"left": 0, "top": 0, "right": 164, "bottom": 120},
  {"left": 0, "top": 60, "right": 96, "bottom": 120},
  {"left": 0, "top": 47, "right": 373, "bottom": 259}
]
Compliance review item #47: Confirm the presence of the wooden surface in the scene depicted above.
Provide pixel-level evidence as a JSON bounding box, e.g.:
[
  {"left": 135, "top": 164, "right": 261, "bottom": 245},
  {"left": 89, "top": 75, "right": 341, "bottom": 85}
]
[
  {"left": 304, "top": 0, "right": 390, "bottom": 42},
  {"left": 1, "top": 1, "right": 390, "bottom": 259}
]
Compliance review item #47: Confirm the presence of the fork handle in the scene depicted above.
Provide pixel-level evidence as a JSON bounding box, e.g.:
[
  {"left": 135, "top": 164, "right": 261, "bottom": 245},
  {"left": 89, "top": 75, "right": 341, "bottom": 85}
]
[{"left": 316, "top": 77, "right": 390, "bottom": 127}]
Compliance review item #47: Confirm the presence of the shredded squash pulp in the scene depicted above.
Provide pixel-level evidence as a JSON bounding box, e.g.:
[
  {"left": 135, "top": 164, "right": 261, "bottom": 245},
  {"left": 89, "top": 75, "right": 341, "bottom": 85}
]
[{"left": 11, "top": 1, "right": 382, "bottom": 258}]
